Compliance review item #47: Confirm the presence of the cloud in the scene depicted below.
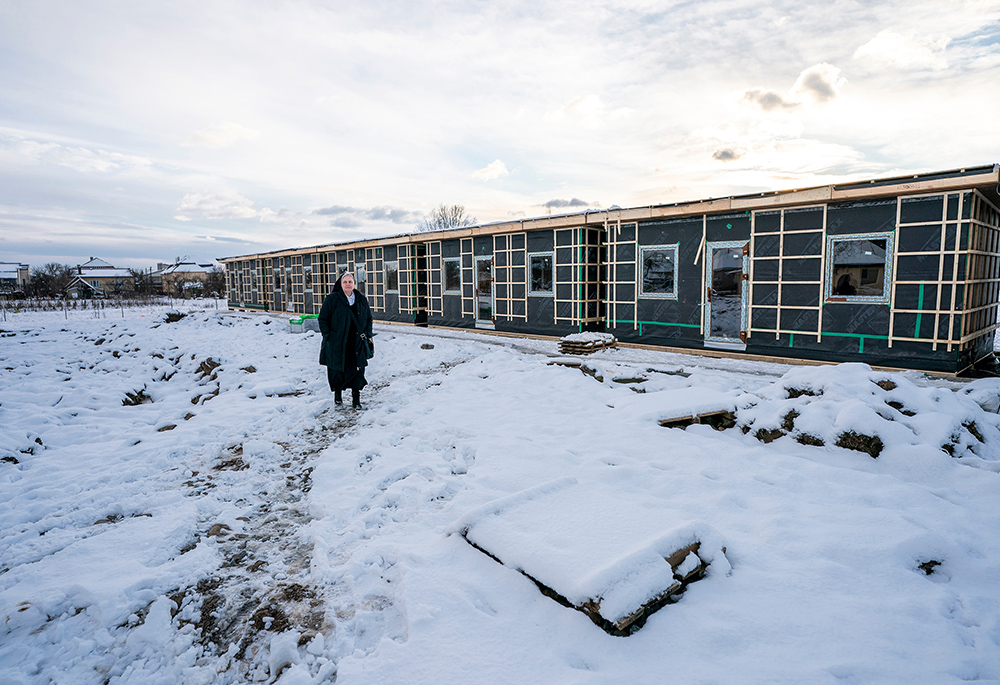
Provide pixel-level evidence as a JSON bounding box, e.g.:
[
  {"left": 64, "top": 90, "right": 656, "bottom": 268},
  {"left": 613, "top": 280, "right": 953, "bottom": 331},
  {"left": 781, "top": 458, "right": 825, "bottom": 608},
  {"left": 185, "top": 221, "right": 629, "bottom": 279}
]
[
  {"left": 5, "top": 135, "right": 153, "bottom": 174},
  {"left": 256, "top": 207, "right": 295, "bottom": 223},
  {"left": 853, "top": 30, "right": 949, "bottom": 71},
  {"left": 742, "top": 89, "right": 799, "bottom": 112},
  {"left": 792, "top": 63, "right": 845, "bottom": 103},
  {"left": 198, "top": 235, "right": 256, "bottom": 244},
  {"left": 742, "top": 63, "right": 846, "bottom": 112},
  {"left": 183, "top": 121, "right": 261, "bottom": 148},
  {"left": 174, "top": 190, "right": 261, "bottom": 221},
  {"left": 472, "top": 159, "right": 509, "bottom": 181},
  {"left": 712, "top": 148, "right": 742, "bottom": 162},
  {"left": 313, "top": 204, "right": 421, "bottom": 228},
  {"left": 542, "top": 198, "right": 594, "bottom": 209},
  {"left": 4, "top": 2, "right": 999, "bottom": 268},
  {"left": 544, "top": 94, "right": 635, "bottom": 128}
]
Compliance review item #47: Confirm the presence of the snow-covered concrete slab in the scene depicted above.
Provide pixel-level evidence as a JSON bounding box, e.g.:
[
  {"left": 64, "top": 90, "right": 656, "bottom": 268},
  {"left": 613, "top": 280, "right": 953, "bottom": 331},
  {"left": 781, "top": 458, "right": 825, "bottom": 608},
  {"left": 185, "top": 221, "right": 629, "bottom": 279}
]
[{"left": 452, "top": 477, "right": 727, "bottom": 634}]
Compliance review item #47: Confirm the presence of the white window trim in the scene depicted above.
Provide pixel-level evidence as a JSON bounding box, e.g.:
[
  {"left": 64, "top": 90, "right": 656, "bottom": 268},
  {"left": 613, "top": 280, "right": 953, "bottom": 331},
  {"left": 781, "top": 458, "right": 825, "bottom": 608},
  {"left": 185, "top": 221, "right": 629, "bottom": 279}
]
[
  {"left": 639, "top": 244, "right": 679, "bottom": 299},
  {"left": 824, "top": 231, "right": 894, "bottom": 305},
  {"left": 384, "top": 260, "right": 399, "bottom": 293},
  {"left": 528, "top": 251, "right": 554, "bottom": 296},
  {"left": 443, "top": 258, "right": 462, "bottom": 294}
]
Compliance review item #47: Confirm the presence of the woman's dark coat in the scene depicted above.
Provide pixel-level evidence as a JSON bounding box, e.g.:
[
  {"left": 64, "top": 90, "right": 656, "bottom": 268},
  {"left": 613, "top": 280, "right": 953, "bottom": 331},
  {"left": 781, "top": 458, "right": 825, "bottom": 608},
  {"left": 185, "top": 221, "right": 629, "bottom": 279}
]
[{"left": 318, "top": 280, "right": 374, "bottom": 385}]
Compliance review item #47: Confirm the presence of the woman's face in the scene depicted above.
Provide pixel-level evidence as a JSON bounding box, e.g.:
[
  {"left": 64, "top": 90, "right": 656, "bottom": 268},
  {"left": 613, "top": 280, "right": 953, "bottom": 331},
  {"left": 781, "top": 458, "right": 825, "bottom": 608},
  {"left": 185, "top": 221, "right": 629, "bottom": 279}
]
[{"left": 341, "top": 274, "right": 355, "bottom": 296}]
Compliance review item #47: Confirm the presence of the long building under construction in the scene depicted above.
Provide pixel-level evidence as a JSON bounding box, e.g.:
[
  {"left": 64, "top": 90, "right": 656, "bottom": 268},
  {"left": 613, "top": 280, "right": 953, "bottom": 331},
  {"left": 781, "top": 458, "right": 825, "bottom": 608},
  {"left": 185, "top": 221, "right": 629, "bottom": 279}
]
[{"left": 220, "top": 164, "right": 1000, "bottom": 375}]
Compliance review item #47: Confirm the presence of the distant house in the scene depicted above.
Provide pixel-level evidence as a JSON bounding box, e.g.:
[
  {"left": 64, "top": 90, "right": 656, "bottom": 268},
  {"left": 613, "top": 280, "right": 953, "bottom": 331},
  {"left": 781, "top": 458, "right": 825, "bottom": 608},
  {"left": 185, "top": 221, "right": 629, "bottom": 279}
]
[
  {"left": 65, "top": 257, "right": 134, "bottom": 298},
  {"left": 160, "top": 261, "right": 220, "bottom": 296},
  {"left": 0, "top": 262, "right": 30, "bottom": 295},
  {"left": 829, "top": 238, "right": 888, "bottom": 298},
  {"left": 149, "top": 263, "right": 173, "bottom": 293}
]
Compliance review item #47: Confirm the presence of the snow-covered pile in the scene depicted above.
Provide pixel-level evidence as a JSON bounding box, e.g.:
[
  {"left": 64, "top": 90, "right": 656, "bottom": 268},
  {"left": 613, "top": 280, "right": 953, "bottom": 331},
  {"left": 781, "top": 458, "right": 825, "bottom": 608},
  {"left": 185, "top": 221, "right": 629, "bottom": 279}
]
[
  {"left": 453, "top": 477, "right": 728, "bottom": 632},
  {"left": 559, "top": 331, "right": 617, "bottom": 355},
  {"left": 3, "top": 308, "right": 1000, "bottom": 684},
  {"left": 560, "top": 331, "right": 616, "bottom": 344},
  {"left": 734, "top": 363, "right": 1000, "bottom": 465}
]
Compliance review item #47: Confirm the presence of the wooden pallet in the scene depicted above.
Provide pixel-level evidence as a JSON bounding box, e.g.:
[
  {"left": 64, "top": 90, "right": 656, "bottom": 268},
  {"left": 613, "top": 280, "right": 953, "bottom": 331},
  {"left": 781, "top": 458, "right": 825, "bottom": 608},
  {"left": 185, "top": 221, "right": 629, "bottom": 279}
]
[{"left": 558, "top": 338, "right": 617, "bottom": 355}]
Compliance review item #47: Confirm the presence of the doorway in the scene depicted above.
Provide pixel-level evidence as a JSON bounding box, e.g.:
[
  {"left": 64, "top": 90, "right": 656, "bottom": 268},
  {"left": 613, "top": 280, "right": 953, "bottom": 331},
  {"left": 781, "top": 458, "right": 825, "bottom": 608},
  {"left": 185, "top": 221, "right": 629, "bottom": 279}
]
[
  {"left": 475, "top": 256, "right": 494, "bottom": 329},
  {"left": 704, "top": 242, "right": 748, "bottom": 348}
]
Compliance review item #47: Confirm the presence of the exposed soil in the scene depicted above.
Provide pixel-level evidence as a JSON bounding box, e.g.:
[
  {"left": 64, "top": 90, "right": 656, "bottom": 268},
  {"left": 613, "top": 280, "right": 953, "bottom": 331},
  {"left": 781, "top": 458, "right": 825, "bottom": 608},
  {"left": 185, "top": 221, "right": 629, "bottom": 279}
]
[
  {"left": 835, "top": 431, "right": 884, "bottom": 459},
  {"left": 168, "top": 401, "right": 362, "bottom": 679},
  {"left": 755, "top": 427, "right": 786, "bottom": 444}
]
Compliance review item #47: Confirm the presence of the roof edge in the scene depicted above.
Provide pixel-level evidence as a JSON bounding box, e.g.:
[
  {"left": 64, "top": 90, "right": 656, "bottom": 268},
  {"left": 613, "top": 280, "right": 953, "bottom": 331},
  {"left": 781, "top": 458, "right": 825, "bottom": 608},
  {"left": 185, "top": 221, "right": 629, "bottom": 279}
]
[{"left": 219, "top": 164, "right": 1000, "bottom": 262}]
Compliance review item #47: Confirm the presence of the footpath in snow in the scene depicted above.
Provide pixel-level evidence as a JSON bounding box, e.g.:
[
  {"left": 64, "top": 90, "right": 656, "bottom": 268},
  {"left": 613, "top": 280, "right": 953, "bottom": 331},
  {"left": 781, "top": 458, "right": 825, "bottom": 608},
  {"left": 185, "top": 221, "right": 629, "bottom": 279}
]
[{"left": 2, "top": 306, "right": 1000, "bottom": 684}]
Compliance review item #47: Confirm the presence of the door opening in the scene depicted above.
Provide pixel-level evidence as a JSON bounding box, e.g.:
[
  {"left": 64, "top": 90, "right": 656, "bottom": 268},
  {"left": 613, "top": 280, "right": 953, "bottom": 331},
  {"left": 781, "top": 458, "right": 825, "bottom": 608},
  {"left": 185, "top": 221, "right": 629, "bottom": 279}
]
[
  {"left": 475, "top": 256, "right": 494, "bottom": 329},
  {"left": 704, "top": 242, "right": 748, "bottom": 349}
]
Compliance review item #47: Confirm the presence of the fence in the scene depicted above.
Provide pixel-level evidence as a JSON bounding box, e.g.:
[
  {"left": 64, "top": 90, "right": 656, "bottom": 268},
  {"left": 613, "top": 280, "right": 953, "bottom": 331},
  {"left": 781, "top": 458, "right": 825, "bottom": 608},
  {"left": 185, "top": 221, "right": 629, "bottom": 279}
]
[{"left": 0, "top": 296, "right": 224, "bottom": 322}]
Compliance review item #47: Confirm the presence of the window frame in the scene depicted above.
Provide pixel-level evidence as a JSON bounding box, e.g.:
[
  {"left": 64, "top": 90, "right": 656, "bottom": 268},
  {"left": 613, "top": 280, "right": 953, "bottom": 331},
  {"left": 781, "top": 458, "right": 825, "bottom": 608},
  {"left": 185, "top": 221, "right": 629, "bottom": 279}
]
[
  {"left": 443, "top": 258, "right": 462, "bottom": 293},
  {"left": 384, "top": 260, "right": 399, "bottom": 293},
  {"left": 639, "top": 244, "right": 680, "bottom": 299},
  {"left": 528, "top": 251, "right": 554, "bottom": 296},
  {"left": 824, "top": 231, "right": 894, "bottom": 305}
]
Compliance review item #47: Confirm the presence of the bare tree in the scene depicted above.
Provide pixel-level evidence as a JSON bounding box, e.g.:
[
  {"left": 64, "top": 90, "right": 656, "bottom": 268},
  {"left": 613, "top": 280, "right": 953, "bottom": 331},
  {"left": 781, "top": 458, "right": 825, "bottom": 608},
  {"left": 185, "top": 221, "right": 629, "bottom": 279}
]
[
  {"left": 417, "top": 204, "right": 477, "bottom": 233},
  {"left": 205, "top": 267, "right": 226, "bottom": 297},
  {"left": 130, "top": 268, "right": 156, "bottom": 297},
  {"left": 28, "top": 262, "right": 73, "bottom": 297}
]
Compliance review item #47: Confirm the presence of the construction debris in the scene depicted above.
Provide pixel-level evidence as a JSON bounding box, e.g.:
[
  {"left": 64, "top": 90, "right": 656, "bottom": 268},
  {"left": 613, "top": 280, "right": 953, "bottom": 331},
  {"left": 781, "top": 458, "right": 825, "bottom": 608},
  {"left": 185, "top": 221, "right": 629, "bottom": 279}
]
[{"left": 558, "top": 332, "right": 617, "bottom": 356}]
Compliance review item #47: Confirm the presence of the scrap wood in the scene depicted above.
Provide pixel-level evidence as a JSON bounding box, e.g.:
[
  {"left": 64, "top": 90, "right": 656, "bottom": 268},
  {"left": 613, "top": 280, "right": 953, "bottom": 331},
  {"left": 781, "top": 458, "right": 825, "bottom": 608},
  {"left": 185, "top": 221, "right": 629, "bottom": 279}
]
[
  {"left": 558, "top": 333, "right": 617, "bottom": 356},
  {"left": 659, "top": 410, "right": 737, "bottom": 431},
  {"left": 558, "top": 341, "right": 617, "bottom": 355}
]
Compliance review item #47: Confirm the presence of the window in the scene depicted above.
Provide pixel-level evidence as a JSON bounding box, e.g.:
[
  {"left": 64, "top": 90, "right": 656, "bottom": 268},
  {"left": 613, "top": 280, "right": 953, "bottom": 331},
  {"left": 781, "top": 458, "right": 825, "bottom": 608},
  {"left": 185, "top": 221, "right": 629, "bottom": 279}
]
[
  {"left": 303, "top": 266, "right": 313, "bottom": 290},
  {"left": 444, "top": 259, "right": 461, "bottom": 292},
  {"left": 529, "top": 253, "right": 553, "bottom": 294},
  {"left": 825, "top": 232, "right": 893, "bottom": 303},
  {"left": 385, "top": 261, "right": 399, "bottom": 291},
  {"left": 640, "top": 245, "right": 678, "bottom": 298}
]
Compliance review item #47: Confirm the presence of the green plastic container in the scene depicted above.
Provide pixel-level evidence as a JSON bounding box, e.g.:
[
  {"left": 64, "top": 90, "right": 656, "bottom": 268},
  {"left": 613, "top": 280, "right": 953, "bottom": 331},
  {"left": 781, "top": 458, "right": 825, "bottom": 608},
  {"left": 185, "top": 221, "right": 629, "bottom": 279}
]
[{"left": 300, "top": 314, "right": 320, "bottom": 332}]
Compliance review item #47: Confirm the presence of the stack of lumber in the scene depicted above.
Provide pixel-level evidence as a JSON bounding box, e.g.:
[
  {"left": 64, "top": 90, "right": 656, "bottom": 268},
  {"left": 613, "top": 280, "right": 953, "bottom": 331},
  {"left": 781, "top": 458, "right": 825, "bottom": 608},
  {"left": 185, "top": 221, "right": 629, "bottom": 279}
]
[{"left": 559, "top": 332, "right": 617, "bottom": 355}]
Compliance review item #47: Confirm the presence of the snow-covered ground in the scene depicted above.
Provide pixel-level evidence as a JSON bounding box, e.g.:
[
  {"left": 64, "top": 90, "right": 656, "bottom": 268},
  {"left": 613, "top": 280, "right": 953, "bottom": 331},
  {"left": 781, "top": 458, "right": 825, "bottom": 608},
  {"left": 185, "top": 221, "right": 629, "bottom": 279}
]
[{"left": 2, "top": 305, "right": 1000, "bottom": 684}]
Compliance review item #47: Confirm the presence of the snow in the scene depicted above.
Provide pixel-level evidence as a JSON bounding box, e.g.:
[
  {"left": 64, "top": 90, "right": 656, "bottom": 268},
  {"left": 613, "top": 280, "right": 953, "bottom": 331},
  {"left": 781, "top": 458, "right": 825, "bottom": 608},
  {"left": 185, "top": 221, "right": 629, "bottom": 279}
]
[
  {"left": 454, "top": 477, "right": 726, "bottom": 628},
  {"left": 3, "top": 304, "right": 1000, "bottom": 683},
  {"left": 561, "top": 331, "right": 615, "bottom": 344}
]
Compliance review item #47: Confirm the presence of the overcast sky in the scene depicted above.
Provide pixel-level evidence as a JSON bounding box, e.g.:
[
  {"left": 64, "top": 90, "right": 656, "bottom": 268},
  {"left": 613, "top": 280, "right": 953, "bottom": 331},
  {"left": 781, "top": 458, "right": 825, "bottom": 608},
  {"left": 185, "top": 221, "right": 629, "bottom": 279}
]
[{"left": 1, "top": 0, "right": 998, "bottom": 270}]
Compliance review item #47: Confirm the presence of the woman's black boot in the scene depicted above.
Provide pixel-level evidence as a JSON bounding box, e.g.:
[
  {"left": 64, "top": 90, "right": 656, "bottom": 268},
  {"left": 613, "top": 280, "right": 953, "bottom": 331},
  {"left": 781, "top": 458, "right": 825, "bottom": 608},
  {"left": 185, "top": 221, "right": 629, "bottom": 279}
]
[
  {"left": 352, "top": 389, "right": 362, "bottom": 409},
  {"left": 334, "top": 389, "right": 343, "bottom": 405}
]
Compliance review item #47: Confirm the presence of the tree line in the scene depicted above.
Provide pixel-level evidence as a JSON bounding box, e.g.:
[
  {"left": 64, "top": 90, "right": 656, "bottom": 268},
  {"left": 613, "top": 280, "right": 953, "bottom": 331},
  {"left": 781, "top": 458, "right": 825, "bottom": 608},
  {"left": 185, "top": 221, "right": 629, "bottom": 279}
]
[
  {"left": 10, "top": 203, "right": 474, "bottom": 299},
  {"left": 11, "top": 263, "right": 225, "bottom": 299}
]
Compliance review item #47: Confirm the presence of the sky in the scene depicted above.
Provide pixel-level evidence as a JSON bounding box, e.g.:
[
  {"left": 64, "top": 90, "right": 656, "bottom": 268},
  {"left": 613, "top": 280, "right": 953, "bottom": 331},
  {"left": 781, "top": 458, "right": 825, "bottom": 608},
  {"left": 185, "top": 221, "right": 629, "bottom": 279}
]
[{"left": 1, "top": 0, "right": 999, "bottom": 271}]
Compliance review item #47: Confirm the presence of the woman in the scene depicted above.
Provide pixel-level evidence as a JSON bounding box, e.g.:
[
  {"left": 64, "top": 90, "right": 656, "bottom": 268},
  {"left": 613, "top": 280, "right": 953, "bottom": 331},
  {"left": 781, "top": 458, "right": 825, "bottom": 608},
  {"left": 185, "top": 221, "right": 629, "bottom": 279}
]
[{"left": 318, "top": 272, "right": 374, "bottom": 409}]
